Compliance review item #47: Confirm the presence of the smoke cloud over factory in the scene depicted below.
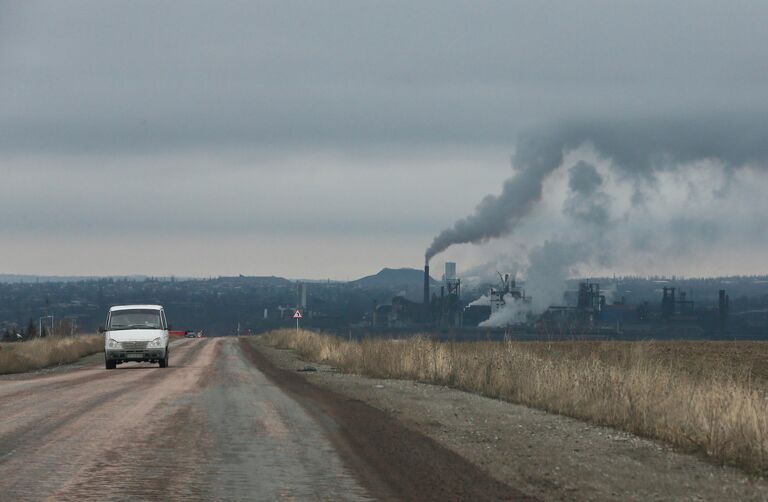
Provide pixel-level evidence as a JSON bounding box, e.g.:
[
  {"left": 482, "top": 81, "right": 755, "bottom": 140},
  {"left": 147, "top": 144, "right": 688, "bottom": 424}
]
[
  {"left": 427, "top": 115, "right": 768, "bottom": 261},
  {"left": 425, "top": 116, "right": 768, "bottom": 312}
]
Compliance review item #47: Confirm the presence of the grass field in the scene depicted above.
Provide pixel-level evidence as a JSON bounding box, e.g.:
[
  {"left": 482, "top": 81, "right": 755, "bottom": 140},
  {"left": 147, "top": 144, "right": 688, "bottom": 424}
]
[
  {"left": 261, "top": 329, "right": 768, "bottom": 475},
  {"left": 0, "top": 335, "right": 104, "bottom": 375}
]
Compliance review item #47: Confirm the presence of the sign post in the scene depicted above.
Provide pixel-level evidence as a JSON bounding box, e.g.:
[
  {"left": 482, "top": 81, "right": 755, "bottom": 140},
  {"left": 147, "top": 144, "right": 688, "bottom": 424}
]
[{"left": 293, "top": 309, "right": 303, "bottom": 331}]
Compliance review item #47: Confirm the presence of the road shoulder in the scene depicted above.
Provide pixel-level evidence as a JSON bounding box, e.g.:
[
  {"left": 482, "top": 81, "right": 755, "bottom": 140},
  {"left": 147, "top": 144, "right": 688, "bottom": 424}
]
[
  {"left": 239, "top": 338, "right": 531, "bottom": 502},
  {"left": 245, "top": 338, "right": 768, "bottom": 502}
]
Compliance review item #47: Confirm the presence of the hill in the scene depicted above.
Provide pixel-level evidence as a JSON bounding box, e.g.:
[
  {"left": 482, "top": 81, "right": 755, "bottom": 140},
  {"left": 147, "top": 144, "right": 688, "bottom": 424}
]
[{"left": 350, "top": 268, "right": 438, "bottom": 289}]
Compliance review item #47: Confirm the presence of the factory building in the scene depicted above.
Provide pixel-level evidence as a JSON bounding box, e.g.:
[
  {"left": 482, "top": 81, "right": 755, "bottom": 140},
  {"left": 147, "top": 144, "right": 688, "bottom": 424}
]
[
  {"left": 461, "top": 272, "right": 532, "bottom": 328},
  {"left": 370, "top": 261, "right": 466, "bottom": 328}
]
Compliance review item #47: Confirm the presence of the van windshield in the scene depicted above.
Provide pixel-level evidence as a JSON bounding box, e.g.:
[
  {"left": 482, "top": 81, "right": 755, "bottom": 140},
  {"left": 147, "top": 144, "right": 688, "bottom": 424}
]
[{"left": 108, "top": 309, "right": 162, "bottom": 330}]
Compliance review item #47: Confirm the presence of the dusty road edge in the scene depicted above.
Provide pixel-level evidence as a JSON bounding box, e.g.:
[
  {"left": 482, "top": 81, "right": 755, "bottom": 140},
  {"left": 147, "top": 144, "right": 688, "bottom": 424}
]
[{"left": 239, "top": 338, "right": 534, "bottom": 502}]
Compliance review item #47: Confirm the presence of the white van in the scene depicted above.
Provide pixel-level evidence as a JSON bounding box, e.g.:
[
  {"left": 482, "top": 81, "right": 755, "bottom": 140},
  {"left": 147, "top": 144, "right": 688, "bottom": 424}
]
[{"left": 101, "top": 305, "right": 170, "bottom": 370}]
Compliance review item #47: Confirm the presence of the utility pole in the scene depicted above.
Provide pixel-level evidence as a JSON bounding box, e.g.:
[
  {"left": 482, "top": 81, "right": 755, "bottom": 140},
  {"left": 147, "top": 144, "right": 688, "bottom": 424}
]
[{"left": 38, "top": 315, "right": 53, "bottom": 337}]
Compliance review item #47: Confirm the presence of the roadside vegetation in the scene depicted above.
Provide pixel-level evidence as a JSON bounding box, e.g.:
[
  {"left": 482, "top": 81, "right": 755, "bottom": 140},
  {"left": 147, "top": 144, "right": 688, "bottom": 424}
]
[
  {"left": 260, "top": 329, "right": 768, "bottom": 475},
  {"left": 0, "top": 335, "right": 103, "bottom": 375}
]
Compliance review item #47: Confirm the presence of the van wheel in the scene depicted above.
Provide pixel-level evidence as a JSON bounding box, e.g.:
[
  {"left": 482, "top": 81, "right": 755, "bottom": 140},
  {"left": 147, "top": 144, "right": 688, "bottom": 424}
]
[
  {"left": 159, "top": 349, "right": 168, "bottom": 368},
  {"left": 106, "top": 360, "right": 116, "bottom": 370}
]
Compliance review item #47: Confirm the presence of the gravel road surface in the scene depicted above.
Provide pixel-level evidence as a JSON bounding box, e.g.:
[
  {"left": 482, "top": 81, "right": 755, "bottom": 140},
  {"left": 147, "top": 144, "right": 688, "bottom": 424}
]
[{"left": 0, "top": 337, "right": 523, "bottom": 501}]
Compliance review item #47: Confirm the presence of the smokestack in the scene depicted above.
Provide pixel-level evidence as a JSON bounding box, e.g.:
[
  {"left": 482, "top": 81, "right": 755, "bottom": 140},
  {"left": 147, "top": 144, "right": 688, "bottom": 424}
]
[{"left": 423, "top": 262, "right": 430, "bottom": 305}]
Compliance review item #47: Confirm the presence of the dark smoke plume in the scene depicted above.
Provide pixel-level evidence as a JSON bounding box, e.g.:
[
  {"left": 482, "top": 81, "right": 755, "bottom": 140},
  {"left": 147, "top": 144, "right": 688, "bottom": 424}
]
[
  {"left": 425, "top": 114, "right": 768, "bottom": 261},
  {"left": 425, "top": 133, "right": 569, "bottom": 261}
]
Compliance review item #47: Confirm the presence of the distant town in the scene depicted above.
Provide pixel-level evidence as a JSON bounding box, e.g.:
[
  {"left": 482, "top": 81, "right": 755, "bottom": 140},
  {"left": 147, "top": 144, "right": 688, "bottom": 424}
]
[{"left": 2, "top": 265, "right": 768, "bottom": 341}]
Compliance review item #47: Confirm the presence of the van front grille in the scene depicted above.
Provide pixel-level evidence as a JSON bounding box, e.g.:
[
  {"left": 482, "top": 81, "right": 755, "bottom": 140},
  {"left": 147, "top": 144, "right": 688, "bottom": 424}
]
[{"left": 122, "top": 341, "right": 148, "bottom": 350}]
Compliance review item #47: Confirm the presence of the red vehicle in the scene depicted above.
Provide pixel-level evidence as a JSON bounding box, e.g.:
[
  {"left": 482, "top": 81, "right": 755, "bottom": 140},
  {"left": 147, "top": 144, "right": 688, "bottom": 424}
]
[{"left": 170, "top": 330, "right": 200, "bottom": 338}]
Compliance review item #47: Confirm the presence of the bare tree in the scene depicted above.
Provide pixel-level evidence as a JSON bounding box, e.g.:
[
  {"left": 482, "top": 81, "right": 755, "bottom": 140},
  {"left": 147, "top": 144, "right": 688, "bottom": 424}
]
[{"left": 25, "top": 319, "right": 37, "bottom": 340}]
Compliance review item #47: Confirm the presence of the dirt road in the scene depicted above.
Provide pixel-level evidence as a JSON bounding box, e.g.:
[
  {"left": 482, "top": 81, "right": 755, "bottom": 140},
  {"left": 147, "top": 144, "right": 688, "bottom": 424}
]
[{"left": 0, "top": 338, "right": 521, "bottom": 501}]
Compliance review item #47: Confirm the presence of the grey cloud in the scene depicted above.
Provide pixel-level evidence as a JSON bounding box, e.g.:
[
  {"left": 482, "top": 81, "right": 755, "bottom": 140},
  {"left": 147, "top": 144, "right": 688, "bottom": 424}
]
[
  {"left": 564, "top": 195, "right": 611, "bottom": 227},
  {"left": 3, "top": 1, "right": 768, "bottom": 155},
  {"left": 665, "top": 217, "right": 721, "bottom": 250},
  {"left": 4, "top": 1, "right": 768, "bottom": 278},
  {"left": 568, "top": 161, "right": 603, "bottom": 196},
  {"left": 558, "top": 116, "right": 768, "bottom": 176}
]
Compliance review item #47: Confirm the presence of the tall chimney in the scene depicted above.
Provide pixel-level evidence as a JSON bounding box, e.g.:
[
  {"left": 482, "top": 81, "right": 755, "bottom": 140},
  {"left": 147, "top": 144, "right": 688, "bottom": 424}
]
[{"left": 423, "top": 263, "right": 430, "bottom": 305}]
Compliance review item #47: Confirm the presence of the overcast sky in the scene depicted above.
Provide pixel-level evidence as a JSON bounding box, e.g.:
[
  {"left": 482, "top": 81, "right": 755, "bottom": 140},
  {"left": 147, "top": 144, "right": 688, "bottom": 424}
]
[{"left": 2, "top": 1, "right": 768, "bottom": 279}]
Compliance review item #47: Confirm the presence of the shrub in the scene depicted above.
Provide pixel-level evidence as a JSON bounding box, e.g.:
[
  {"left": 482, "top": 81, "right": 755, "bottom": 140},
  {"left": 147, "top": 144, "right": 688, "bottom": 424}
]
[{"left": 0, "top": 334, "right": 104, "bottom": 374}]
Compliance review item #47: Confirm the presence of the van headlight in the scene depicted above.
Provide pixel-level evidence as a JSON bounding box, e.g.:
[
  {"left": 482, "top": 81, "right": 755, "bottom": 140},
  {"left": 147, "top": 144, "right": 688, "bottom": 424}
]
[
  {"left": 108, "top": 339, "right": 122, "bottom": 349},
  {"left": 147, "top": 337, "right": 163, "bottom": 348}
]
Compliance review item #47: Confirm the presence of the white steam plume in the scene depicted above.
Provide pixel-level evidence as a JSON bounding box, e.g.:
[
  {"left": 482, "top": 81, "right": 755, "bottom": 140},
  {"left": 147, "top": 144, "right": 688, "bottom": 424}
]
[{"left": 478, "top": 293, "right": 527, "bottom": 327}]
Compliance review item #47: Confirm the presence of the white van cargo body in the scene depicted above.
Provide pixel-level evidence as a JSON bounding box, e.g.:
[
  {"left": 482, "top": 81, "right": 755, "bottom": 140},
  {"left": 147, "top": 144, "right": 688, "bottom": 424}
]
[{"left": 102, "top": 305, "right": 170, "bottom": 370}]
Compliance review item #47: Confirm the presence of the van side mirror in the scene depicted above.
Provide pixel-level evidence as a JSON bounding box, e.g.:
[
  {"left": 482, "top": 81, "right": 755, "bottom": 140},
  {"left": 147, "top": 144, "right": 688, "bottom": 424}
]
[
  {"left": 98, "top": 326, "right": 106, "bottom": 334},
  {"left": 167, "top": 324, "right": 172, "bottom": 331}
]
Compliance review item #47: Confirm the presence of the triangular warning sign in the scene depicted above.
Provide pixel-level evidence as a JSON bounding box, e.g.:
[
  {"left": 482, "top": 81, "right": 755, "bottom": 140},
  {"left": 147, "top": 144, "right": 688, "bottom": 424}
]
[{"left": 293, "top": 310, "right": 303, "bottom": 319}]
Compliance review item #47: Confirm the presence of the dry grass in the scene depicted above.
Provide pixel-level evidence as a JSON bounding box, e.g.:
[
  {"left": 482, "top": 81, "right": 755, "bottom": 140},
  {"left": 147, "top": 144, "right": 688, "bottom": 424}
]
[
  {"left": 260, "top": 329, "right": 768, "bottom": 475},
  {"left": 0, "top": 335, "right": 104, "bottom": 375}
]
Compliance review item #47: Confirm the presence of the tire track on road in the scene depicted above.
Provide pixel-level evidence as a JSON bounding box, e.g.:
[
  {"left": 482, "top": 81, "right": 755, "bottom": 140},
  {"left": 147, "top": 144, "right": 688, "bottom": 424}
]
[
  {"left": 0, "top": 339, "right": 203, "bottom": 442},
  {"left": 239, "top": 339, "right": 532, "bottom": 501},
  {"left": 197, "top": 339, "right": 372, "bottom": 501},
  {"left": 0, "top": 338, "right": 213, "bottom": 501}
]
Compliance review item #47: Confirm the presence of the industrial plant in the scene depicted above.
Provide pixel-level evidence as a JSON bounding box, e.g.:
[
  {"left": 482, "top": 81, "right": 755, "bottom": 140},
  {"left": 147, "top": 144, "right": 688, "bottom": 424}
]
[{"left": 355, "top": 259, "right": 762, "bottom": 341}]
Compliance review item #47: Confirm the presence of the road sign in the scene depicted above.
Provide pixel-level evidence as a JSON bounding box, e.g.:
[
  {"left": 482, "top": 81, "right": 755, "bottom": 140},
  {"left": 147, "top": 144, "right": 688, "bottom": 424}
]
[{"left": 293, "top": 310, "right": 303, "bottom": 319}]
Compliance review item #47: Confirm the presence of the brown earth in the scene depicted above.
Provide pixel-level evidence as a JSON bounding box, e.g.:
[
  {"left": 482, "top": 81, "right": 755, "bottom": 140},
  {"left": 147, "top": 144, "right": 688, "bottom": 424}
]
[{"left": 246, "top": 338, "right": 768, "bottom": 501}]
